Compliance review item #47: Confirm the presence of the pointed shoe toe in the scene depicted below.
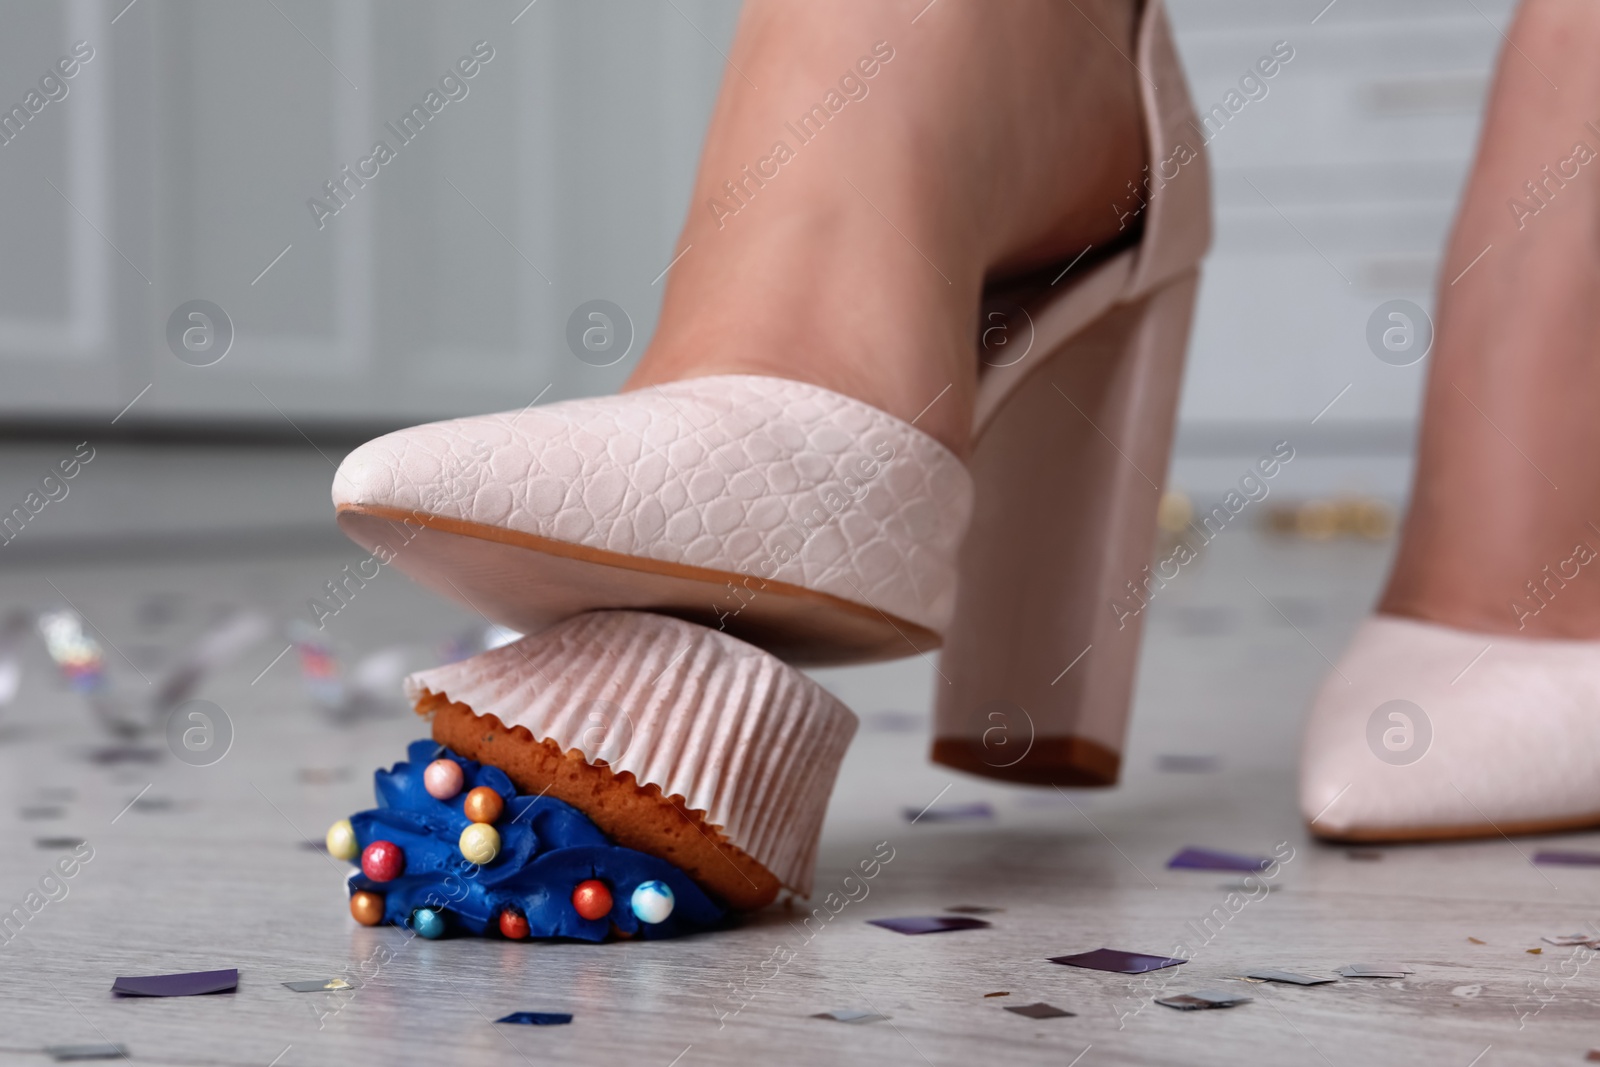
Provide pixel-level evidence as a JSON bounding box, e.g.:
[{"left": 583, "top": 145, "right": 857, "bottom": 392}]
[
  {"left": 1300, "top": 615, "right": 1600, "bottom": 841},
  {"left": 332, "top": 376, "right": 971, "bottom": 665}
]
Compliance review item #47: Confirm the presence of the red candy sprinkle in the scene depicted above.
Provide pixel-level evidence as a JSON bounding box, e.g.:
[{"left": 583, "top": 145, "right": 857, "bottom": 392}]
[
  {"left": 572, "top": 879, "right": 613, "bottom": 921},
  {"left": 499, "top": 908, "right": 529, "bottom": 940},
  {"left": 361, "top": 840, "right": 405, "bottom": 882}
]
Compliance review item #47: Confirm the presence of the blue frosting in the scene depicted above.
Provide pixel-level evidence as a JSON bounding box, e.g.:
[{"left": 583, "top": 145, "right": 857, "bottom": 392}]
[{"left": 345, "top": 739, "right": 725, "bottom": 940}]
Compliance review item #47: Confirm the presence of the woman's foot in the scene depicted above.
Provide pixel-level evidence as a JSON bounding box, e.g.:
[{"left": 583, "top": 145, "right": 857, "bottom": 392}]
[
  {"left": 1379, "top": 0, "right": 1600, "bottom": 639},
  {"left": 1304, "top": 0, "right": 1600, "bottom": 840},
  {"left": 626, "top": 0, "right": 1148, "bottom": 457}
]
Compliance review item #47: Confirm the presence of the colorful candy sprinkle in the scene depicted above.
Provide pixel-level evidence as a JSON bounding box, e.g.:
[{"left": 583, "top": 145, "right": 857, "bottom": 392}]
[
  {"left": 325, "top": 818, "right": 358, "bottom": 861},
  {"left": 462, "top": 786, "right": 504, "bottom": 825},
  {"left": 412, "top": 907, "right": 446, "bottom": 939},
  {"left": 498, "top": 908, "right": 529, "bottom": 940},
  {"left": 459, "top": 822, "right": 501, "bottom": 865},
  {"left": 349, "top": 890, "right": 384, "bottom": 926},
  {"left": 630, "top": 880, "right": 675, "bottom": 924},
  {"left": 423, "top": 758, "right": 464, "bottom": 800},
  {"left": 572, "top": 879, "right": 613, "bottom": 921},
  {"left": 361, "top": 840, "right": 405, "bottom": 882}
]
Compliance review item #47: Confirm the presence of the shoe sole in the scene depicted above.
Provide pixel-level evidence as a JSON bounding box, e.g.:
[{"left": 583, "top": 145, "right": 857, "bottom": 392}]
[
  {"left": 337, "top": 504, "right": 938, "bottom": 666},
  {"left": 1308, "top": 810, "right": 1600, "bottom": 844}
]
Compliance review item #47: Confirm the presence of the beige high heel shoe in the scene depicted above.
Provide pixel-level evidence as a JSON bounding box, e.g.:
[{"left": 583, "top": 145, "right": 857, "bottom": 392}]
[
  {"left": 332, "top": 0, "right": 1209, "bottom": 790},
  {"left": 932, "top": 0, "right": 1210, "bottom": 786}
]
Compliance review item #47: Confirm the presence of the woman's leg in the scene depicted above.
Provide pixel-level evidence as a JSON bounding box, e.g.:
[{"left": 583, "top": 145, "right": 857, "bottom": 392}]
[
  {"left": 625, "top": 0, "right": 1147, "bottom": 457},
  {"left": 1380, "top": 0, "right": 1600, "bottom": 639}
]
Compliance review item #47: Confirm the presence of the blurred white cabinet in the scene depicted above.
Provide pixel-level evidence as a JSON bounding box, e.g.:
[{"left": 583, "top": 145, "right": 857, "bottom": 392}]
[
  {"left": 0, "top": 0, "right": 737, "bottom": 425},
  {"left": 0, "top": 0, "right": 1514, "bottom": 439}
]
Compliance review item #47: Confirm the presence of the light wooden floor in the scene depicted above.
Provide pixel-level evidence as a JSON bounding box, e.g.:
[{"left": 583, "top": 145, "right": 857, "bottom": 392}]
[{"left": 2, "top": 524, "right": 1597, "bottom": 1067}]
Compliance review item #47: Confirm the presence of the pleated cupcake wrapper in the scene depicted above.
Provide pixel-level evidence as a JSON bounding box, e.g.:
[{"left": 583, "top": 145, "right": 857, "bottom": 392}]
[{"left": 403, "top": 611, "right": 858, "bottom": 896}]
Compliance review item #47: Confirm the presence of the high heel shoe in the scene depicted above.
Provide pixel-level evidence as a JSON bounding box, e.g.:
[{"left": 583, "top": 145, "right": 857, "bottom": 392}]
[
  {"left": 332, "top": 0, "right": 1209, "bottom": 787},
  {"left": 1300, "top": 615, "right": 1600, "bottom": 841},
  {"left": 931, "top": 0, "right": 1209, "bottom": 786}
]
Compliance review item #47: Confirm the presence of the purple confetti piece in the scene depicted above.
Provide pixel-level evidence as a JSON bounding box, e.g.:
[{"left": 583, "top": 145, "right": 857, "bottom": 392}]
[
  {"left": 868, "top": 916, "right": 992, "bottom": 935},
  {"left": 1533, "top": 850, "right": 1600, "bottom": 867},
  {"left": 1156, "top": 988, "right": 1252, "bottom": 1010},
  {"left": 1004, "top": 1002, "right": 1075, "bottom": 1019},
  {"left": 1167, "top": 847, "right": 1271, "bottom": 872},
  {"left": 905, "top": 801, "right": 994, "bottom": 824},
  {"left": 112, "top": 968, "right": 238, "bottom": 997},
  {"left": 1050, "top": 948, "right": 1187, "bottom": 974},
  {"left": 1156, "top": 753, "right": 1219, "bottom": 773},
  {"left": 496, "top": 1012, "right": 572, "bottom": 1025},
  {"left": 812, "top": 1009, "right": 889, "bottom": 1024}
]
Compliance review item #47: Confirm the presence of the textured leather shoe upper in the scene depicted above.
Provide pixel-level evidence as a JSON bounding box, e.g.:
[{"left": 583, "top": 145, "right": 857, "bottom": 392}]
[
  {"left": 1300, "top": 615, "right": 1600, "bottom": 835},
  {"left": 333, "top": 374, "right": 973, "bottom": 633}
]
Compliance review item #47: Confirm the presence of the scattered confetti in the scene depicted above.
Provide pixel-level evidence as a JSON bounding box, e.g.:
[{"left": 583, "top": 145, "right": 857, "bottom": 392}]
[
  {"left": 112, "top": 968, "right": 238, "bottom": 997},
  {"left": 1156, "top": 754, "right": 1218, "bottom": 773},
  {"left": 1263, "top": 497, "right": 1392, "bottom": 541},
  {"left": 151, "top": 609, "right": 271, "bottom": 711},
  {"left": 1243, "top": 970, "right": 1336, "bottom": 986},
  {"left": 33, "top": 606, "right": 267, "bottom": 740},
  {"left": 84, "top": 745, "right": 162, "bottom": 765},
  {"left": 1336, "top": 964, "right": 1412, "bottom": 979},
  {"left": 861, "top": 709, "right": 923, "bottom": 733},
  {"left": 1467, "top": 937, "right": 1486, "bottom": 945},
  {"left": 1004, "top": 1002, "right": 1075, "bottom": 1019},
  {"left": 1526, "top": 947, "right": 1542, "bottom": 955},
  {"left": 19, "top": 806, "right": 65, "bottom": 820},
  {"left": 869, "top": 916, "right": 991, "bottom": 935},
  {"left": 1541, "top": 933, "right": 1599, "bottom": 948},
  {"left": 1532, "top": 850, "right": 1600, "bottom": 867},
  {"left": 1157, "top": 988, "right": 1252, "bottom": 1011},
  {"left": 37, "top": 609, "right": 106, "bottom": 694},
  {"left": 44, "top": 1044, "right": 127, "bottom": 1062},
  {"left": 1167, "top": 847, "right": 1269, "bottom": 872},
  {"left": 983, "top": 991, "right": 1010, "bottom": 998},
  {"left": 1050, "top": 949, "right": 1187, "bottom": 974},
  {"left": 946, "top": 906, "right": 1004, "bottom": 915},
  {"left": 906, "top": 801, "right": 994, "bottom": 823},
  {"left": 812, "top": 1009, "right": 889, "bottom": 1024},
  {"left": 292, "top": 628, "right": 411, "bottom": 722},
  {"left": 34, "top": 837, "right": 85, "bottom": 850},
  {"left": 497, "top": 1012, "right": 572, "bottom": 1025},
  {"left": 282, "top": 978, "right": 353, "bottom": 992}
]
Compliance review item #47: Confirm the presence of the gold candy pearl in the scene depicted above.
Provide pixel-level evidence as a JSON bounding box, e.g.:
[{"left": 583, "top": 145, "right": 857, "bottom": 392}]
[
  {"left": 462, "top": 786, "right": 504, "bottom": 825},
  {"left": 459, "top": 822, "right": 501, "bottom": 865},
  {"left": 349, "top": 890, "right": 384, "bottom": 926},
  {"left": 326, "top": 819, "right": 359, "bottom": 861}
]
